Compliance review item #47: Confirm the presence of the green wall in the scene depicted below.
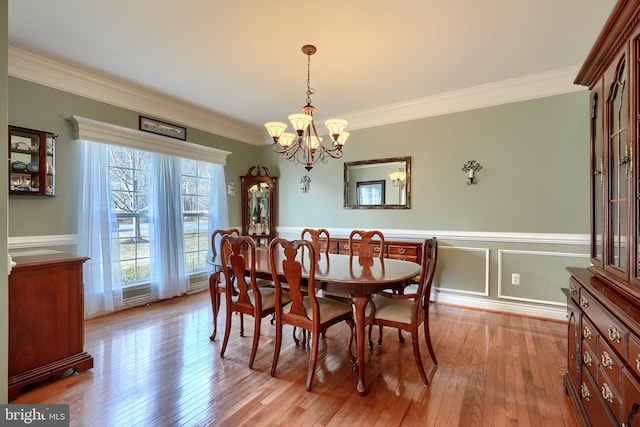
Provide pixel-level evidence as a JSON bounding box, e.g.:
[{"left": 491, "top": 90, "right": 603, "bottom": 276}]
[
  {"left": 7, "top": 77, "right": 264, "bottom": 237},
  {"left": 269, "top": 92, "right": 589, "bottom": 233}
]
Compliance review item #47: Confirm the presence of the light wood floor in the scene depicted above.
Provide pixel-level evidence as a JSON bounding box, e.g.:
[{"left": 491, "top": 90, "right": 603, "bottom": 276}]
[{"left": 11, "top": 290, "right": 581, "bottom": 427}]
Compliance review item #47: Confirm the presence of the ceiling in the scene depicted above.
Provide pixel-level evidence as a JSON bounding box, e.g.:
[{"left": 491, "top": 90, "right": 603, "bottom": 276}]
[{"left": 8, "top": 1, "right": 617, "bottom": 144}]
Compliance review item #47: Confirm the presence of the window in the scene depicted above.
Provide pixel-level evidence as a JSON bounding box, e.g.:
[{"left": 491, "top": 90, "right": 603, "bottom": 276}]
[
  {"left": 181, "top": 158, "right": 212, "bottom": 274},
  {"left": 356, "top": 180, "right": 386, "bottom": 205},
  {"left": 108, "top": 146, "right": 214, "bottom": 288},
  {"left": 110, "top": 147, "right": 151, "bottom": 286}
]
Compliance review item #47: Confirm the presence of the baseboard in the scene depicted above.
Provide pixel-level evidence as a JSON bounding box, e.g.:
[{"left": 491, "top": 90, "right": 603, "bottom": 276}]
[{"left": 433, "top": 291, "right": 568, "bottom": 321}]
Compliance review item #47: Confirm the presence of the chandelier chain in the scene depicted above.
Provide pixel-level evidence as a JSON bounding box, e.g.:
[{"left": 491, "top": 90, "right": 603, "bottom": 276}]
[{"left": 306, "top": 53, "right": 315, "bottom": 105}]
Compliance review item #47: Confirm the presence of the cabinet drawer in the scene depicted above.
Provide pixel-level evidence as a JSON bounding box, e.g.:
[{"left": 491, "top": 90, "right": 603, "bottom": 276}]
[
  {"left": 582, "top": 337, "right": 598, "bottom": 383},
  {"left": 629, "top": 335, "right": 640, "bottom": 376},
  {"left": 579, "top": 289, "right": 628, "bottom": 358},
  {"left": 622, "top": 370, "right": 640, "bottom": 427},
  {"left": 387, "top": 245, "right": 417, "bottom": 262},
  {"left": 598, "top": 337, "right": 623, "bottom": 392},
  {"left": 387, "top": 245, "right": 417, "bottom": 257},
  {"left": 581, "top": 369, "right": 618, "bottom": 426},
  {"left": 569, "top": 278, "right": 580, "bottom": 305},
  {"left": 341, "top": 242, "right": 383, "bottom": 256},
  {"left": 597, "top": 366, "right": 622, "bottom": 423},
  {"left": 582, "top": 316, "right": 597, "bottom": 351}
]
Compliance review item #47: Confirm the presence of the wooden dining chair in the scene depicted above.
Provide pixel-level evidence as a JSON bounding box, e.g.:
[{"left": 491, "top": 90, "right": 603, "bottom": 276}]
[
  {"left": 219, "top": 235, "right": 290, "bottom": 368},
  {"left": 365, "top": 237, "right": 438, "bottom": 386},
  {"left": 209, "top": 228, "right": 240, "bottom": 341},
  {"left": 301, "top": 228, "right": 330, "bottom": 259},
  {"left": 269, "top": 238, "right": 355, "bottom": 391},
  {"left": 348, "top": 229, "right": 385, "bottom": 264}
]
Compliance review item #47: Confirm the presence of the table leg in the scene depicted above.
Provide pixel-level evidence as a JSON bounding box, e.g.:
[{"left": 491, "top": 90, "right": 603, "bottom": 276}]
[{"left": 352, "top": 295, "right": 369, "bottom": 395}]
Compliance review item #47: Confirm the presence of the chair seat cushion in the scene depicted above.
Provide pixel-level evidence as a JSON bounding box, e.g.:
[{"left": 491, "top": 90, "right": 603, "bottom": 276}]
[
  {"left": 284, "top": 296, "right": 351, "bottom": 322},
  {"left": 366, "top": 295, "right": 414, "bottom": 324},
  {"left": 248, "top": 286, "right": 291, "bottom": 310}
]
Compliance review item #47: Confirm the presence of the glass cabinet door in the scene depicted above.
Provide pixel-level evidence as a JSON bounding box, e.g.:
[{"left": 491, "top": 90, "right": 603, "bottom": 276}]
[
  {"left": 606, "top": 56, "right": 629, "bottom": 278},
  {"left": 592, "top": 90, "right": 604, "bottom": 268},
  {"left": 8, "top": 126, "right": 56, "bottom": 197},
  {"left": 240, "top": 166, "right": 277, "bottom": 247}
]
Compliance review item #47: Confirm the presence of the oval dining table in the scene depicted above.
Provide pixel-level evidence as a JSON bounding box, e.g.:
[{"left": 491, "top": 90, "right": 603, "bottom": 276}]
[{"left": 219, "top": 247, "right": 421, "bottom": 396}]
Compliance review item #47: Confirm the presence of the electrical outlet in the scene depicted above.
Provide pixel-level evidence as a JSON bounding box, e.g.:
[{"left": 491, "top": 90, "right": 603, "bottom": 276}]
[{"left": 511, "top": 273, "right": 520, "bottom": 285}]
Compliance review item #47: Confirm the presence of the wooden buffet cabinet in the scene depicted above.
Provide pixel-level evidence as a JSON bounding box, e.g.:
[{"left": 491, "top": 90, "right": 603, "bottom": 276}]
[
  {"left": 8, "top": 253, "right": 93, "bottom": 400},
  {"left": 566, "top": 1, "right": 640, "bottom": 425},
  {"left": 314, "top": 237, "right": 422, "bottom": 264}
]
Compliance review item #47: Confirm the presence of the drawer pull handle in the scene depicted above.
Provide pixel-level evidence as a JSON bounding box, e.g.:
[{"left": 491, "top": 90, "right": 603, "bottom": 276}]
[
  {"left": 608, "top": 325, "right": 621, "bottom": 343},
  {"left": 374, "top": 247, "right": 381, "bottom": 252},
  {"left": 636, "top": 355, "right": 640, "bottom": 373},
  {"left": 570, "top": 285, "right": 577, "bottom": 295},
  {"left": 580, "top": 383, "right": 591, "bottom": 401},
  {"left": 399, "top": 248, "right": 406, "bottom": 254},
  {"left": 601, "top": 383, "right": 613, "bottom": 403},
  {"left": 580, "top": 296, "right": 589, "bottom": 308},
  {"left": 583, "top": 351, "right": 592, "bottom": 366},
  {"left": 343, "top": 244, "right": 349, "bottom": 250},
  {"left": 583, "top": 326, "right": 593, "bottom": 340},
  {"left": 601, "top": 351, "right": 613, "bottom": 369}
]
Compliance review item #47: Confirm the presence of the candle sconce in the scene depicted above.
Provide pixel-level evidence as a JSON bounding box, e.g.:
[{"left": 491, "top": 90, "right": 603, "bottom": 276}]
[
  {"left": 462, "top": 160, "right": 482, "bottom": 185},
  {"left": 300, "top": 175, "right": 311, "bottom": 193}
]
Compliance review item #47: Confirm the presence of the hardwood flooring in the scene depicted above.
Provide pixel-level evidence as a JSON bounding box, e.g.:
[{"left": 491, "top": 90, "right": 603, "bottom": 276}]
[{"left": 10, "top": 291, "right": 581, "bottom": 426}]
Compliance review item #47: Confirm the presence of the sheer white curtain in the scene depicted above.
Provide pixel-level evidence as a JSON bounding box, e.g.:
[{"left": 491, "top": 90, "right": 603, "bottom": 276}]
[
  {"left": 149, "top": 153, "right": 189, "bottom": 299},
  {"left": 77, "top": 140, "right": 123, "bottom": 317}
]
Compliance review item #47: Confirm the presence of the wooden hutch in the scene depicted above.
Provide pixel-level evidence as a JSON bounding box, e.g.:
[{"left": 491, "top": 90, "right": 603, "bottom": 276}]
[{"left": 566, "top": 1, "right": 640, "bottom": 425}]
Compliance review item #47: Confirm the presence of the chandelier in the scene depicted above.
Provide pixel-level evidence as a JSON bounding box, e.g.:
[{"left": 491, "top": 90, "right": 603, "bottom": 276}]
[{"left": 265, "top": 45, "right": 349, "bottom": 171}]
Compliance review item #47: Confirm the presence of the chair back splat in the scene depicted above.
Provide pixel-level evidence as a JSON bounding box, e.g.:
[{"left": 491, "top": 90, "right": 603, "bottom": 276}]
[
  {"left": 348, "top": 229, "right": 385, "bottom": 267},
  {"left": 301, "top": 228, "right": 330, "bottom": 259}
]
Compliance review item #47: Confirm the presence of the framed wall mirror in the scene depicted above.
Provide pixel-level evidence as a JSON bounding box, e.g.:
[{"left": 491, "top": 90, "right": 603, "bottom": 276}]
[{"left": 344, "top": 156, "right": 411, "bottom": 209}]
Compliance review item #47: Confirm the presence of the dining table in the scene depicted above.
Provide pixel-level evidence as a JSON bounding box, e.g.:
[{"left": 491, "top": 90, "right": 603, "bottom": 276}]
[{"left": 219, "top": 246, "right": 421, "bottom": 395}]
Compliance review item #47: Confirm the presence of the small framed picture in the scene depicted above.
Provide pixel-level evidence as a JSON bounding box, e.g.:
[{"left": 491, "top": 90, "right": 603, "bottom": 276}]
[{"left": 139, "top": 116, "right": 187, "bottom": 140}]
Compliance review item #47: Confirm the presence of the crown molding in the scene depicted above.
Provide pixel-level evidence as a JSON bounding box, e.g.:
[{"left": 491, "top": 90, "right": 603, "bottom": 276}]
[
  {"left": 342, "top": 66, "right": 585, "bottom": 131},
  {"left": 8, "top": 46, "right": 264, "bottom": 145},
  {"left": 9, "top": 46, "right": 586, "bottom": 144}
]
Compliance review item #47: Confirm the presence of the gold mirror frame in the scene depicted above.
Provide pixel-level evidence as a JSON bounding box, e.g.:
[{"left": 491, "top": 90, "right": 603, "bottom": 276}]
[{"left": 343, "top": 156, "right": 411, "bottom": 209}]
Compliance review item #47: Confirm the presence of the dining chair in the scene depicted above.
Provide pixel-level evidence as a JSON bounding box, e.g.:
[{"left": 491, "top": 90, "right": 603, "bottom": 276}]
[
  {"left": 348, "top": 229, "right": 385, "bottom": 264},
  {"left": 219, "top": 234, "right": 290, "bottom": 368},
  {"left": 365, "top": 237, "right": 438, "bottom": 386},
  {"left": 209, "top": 228, "right": 240, "bottom": 341},
  {"left": 269, "top": 238, "right": 355, "bottom": 391},
  {"left": 301, "top": 228, "right": 330, "bottom": 259}
]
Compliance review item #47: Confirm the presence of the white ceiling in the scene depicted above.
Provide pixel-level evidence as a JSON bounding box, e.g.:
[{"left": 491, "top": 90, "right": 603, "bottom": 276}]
[{"left": 8, "top": 1, "right": 617, "bottom": 144}]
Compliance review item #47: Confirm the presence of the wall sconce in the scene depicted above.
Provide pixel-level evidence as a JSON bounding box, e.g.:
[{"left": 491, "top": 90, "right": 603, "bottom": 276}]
[
  {"left": 462, "top": 160, "right": 482, "bottom": 185},
  {"left": 300, "top": 175, "right": 311, "bottom": 193},
  {"left": 389, "top": 169, "right": 406, "bottom": 189}
]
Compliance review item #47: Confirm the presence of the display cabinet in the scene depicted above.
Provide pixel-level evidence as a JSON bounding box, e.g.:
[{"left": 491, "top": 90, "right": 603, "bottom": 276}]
[
  {"left": 566, "top": 1, "right": 640, "bottom": 425},
  {"left": 240, "top": 165, "right": 277, "bottom": 247},
  {"left": 8, "top": 125, "right": 56, "bottom": 196}
]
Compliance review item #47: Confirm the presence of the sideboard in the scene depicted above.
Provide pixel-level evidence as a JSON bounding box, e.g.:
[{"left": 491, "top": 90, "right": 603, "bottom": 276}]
[
  {"left": 8, "top": 253, "right": 93, "bottom": 400},
  {"left": 326, "top": 238, "right": 422, "bottom": 264}
]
